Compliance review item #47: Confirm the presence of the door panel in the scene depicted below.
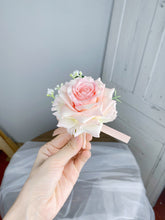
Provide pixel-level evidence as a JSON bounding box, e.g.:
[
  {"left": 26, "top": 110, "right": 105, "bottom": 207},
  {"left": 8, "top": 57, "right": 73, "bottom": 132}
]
[{"left": 102, "top": 0, "right": 165, "bottom": 205}]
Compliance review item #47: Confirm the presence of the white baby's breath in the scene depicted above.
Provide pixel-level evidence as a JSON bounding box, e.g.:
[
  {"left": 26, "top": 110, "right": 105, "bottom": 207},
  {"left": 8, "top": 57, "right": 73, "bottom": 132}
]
[
  {"left": 70, "top": 70, "right": 83, "bottom": 79},
  {"left": 54, "top": 83, "right": 64, "bottom": 90},
  {"left": 47, "top": 88, "right": 54, "bottom": 96}
]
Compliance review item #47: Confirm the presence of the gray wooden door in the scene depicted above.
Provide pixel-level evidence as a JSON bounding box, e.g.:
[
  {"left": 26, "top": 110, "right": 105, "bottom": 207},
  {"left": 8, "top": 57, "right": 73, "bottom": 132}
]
[{"left": 102, "top": 0, "right": 165, "bottom": 205}]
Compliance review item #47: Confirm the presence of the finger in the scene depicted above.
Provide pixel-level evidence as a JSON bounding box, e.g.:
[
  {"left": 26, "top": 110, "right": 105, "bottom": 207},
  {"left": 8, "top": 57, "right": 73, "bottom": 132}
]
[
  {"left": 72, "top": 141, "right": 91, "bottom": 161},
  {"left": 53, "top": 129, "right": 92, "bottom": 144},
  {"left": 53, "top": 127, "right": 67, "bottom": 136},
  {"left": 86, "top": 142, "right": 91, "bottom": 150},
  {"left": 74, "top": 149, "right": 91, "bottom": 173},
  {"left": 82, "top": 133, "right": 86, "bottom": 149},
  {"left": 42, "top": 133, "right": 72, "bottom": 155},
  {"left": 86, "top": 133, "right": 93, "bottom": 142},
  {"left": 53, "top": 149, "right": 91, "bottom": 212},
  {"left": 82, "top": 133, "right": 92, "bottom": 149},
  {"left": 33, "top": 132, "right": 72, "bottom": 169},
  {"left": 49, "top": 134, "right": 83, "bottom": 167}
]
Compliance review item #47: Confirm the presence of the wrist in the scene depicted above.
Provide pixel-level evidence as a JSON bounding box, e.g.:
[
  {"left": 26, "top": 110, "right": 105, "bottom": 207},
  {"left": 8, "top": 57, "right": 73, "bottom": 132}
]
[
  {"left": 3, "top": 195, "right": 29, "bottom": 220},
  {"left": 3, "top": 195, "right": 41, "bottom": 220},
  {"left": 3, "top": 180, "right": 40, "bottom": 220}
]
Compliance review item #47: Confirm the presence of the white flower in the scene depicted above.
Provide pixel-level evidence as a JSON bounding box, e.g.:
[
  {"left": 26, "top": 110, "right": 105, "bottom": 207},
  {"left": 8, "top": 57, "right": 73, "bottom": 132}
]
[
  {"left": 70, "top": 70, "right": 83, "bottom": 78},
  {"left": 47, "top": 88, "right": 54, "bottom": 96},
  {"left": 55, "top": 83, "right": 64, "bottom": 90},
  {"left": 51, "top": 76, "right": 117, "bottom": 137}
]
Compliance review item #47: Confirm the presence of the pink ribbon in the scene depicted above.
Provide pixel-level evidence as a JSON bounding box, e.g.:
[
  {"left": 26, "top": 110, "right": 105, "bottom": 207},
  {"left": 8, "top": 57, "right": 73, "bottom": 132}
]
[{"left": 101, "top": 125, "right": 131, "bottom": 144}]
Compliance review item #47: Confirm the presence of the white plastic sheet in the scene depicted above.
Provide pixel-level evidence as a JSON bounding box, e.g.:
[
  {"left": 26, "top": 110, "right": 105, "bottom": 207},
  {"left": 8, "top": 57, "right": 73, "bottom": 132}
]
[{"left": 0, "top": 141, "right": 155, "bottom": 219}]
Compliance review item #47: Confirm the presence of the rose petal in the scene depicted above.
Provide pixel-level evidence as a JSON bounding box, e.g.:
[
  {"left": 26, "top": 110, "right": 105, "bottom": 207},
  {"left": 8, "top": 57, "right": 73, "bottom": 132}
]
[
  {"left": 57, "top": 117, "right": 78, "bottom": 129},
  {"left": 72, "top": 106, "right": 103, "bottom": 123},
  {"left": 101, "top": 88, "right": 115, "bottom": 112},
  {"left": 59, "top": 85, "right": 76, "bottom": 112},
  {"left": 82, "top": 119, "right": 103, "bottom": 137},
  {"left": 101, "top": 101, "right": 117, "bottom": 123}
]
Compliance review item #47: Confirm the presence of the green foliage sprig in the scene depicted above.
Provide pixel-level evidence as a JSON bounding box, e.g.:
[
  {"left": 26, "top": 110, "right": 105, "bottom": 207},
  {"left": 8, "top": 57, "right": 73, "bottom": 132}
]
[{"left": 112, "top": 89, "right": 121, "bottom": 103}]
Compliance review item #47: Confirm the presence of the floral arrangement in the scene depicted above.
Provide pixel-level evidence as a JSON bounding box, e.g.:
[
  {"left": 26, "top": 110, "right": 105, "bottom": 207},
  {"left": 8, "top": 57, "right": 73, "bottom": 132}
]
[{"left": 47, "top": 70, "right": 130, "bottom": 145}]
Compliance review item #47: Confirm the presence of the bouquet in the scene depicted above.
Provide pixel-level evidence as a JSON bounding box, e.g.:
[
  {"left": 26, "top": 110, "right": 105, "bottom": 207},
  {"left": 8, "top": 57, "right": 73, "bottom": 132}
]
[{"left": 47, "top": 70, "right": 130, "bottom": 147}]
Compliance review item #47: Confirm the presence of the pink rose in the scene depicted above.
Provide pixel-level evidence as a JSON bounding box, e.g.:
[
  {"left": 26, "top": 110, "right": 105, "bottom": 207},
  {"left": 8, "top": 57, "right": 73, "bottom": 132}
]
[{"left": 52, "top": 76, "right": 117, "bottom": 137}]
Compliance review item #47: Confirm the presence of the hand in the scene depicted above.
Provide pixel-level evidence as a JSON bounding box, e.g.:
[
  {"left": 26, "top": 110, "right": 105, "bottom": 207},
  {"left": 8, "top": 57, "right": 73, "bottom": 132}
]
[{"left": 4, "top": 128, "right": 92, "bottom": 220}]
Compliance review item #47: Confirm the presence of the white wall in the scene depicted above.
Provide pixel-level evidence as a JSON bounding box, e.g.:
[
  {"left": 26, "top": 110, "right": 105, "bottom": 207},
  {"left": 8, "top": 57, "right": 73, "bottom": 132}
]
[{"left": 0, "top": 0, "right": 113, "bottom": 142}]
